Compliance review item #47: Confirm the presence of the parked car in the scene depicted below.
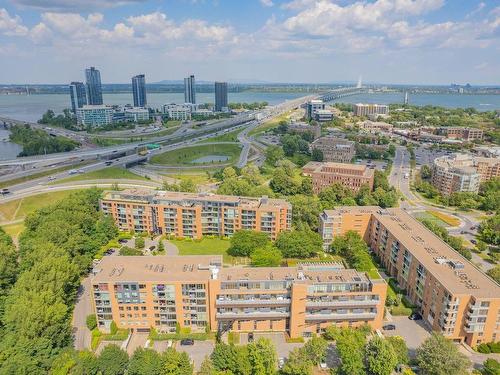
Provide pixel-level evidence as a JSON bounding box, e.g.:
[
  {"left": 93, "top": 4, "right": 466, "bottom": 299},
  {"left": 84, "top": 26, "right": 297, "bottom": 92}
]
[
  {"left": 470, "top": 239, "right": 477, "bottom": 245},
  {"left": 180, "top": 339, "right": 194, "bottom": 346},
  {"left": 383, "top": 324, "right": 396, "bottom": 330},
  {"left": 248, "top": 332, "right": 254, "bottom": 343},
  {"left": 409, "top": 312, "right": 422, "bottom": 320}
]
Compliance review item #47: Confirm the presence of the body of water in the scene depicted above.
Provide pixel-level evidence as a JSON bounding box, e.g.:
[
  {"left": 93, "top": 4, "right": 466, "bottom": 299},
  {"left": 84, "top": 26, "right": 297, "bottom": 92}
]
[{"left": 0, "top": 128, "right": 22, "bottom": 160}]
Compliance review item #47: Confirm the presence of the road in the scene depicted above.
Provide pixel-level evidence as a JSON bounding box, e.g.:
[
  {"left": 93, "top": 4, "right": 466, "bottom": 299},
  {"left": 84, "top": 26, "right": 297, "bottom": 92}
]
[{"left": 72, "top": 276, "right": 93, "bottom": 350}]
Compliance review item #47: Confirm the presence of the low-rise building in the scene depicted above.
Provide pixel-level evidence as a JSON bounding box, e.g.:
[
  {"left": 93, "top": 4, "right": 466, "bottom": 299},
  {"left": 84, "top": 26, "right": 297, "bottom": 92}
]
[
  {"left": 431, "top": 154, "right": 500, "bottom": 195},
  {"left": 310, "top": 137, "right": 355, "bottom": 163},
  {"left": 125, "top": 107, "right": 150, "bottom": 122},
  {"left": 358, "top": 120, "right": 394, "bottom": 134},
  {"left": 303, "top": 161, "right": 374, "bottom": 194},
  {"left": 76, "top": 105, "right": 114, "bottom": 127},
  {"left": 319, "top": 207, "right": 500, "bottom": 347},
  {"left": 436, "top": 127, "right": 484, "bottom": 141},
  {"left": 288, "top": 122, "right": 321, "bottom": 139},
  {"left": 91, "top": 255, "right": 387, "bottom": 338},
  {"left": 306, "top": 99, "right": 326, "bottom": 120},
  {"left": 314, "top": 109, "right": 334, "bottom": 122},
  {"left": 353, "top": 103, "right": 389, "bottom": 117},
  {"left": 100, "top": 189, "right": 292, "bottom": 240},
  {"left": 163, "top": 103, "right": 195, "bottom": 121}
]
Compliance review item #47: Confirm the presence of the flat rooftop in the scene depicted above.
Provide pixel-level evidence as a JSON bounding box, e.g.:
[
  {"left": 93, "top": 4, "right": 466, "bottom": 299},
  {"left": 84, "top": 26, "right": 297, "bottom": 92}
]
[
  {"left": 303, "top": 161, "right": 374, "bottom": 178},
  {"left": 102, "top": 189, "right": 291, "bottom": 209},
  {"left": 325, "top": 207, "right": 500, "bottom": 298},
  {"left": 92, "top": 255, "right": 223, "bottom": 283}
]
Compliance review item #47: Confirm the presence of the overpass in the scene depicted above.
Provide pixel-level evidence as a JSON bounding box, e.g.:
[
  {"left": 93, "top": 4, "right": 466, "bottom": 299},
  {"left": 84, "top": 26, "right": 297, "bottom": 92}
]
[{"left": 317, "top": 86, "right": 366, "bottom": 102}]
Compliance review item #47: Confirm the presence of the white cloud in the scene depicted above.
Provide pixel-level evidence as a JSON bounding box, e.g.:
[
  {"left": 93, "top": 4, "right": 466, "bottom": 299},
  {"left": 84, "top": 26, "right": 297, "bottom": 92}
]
[
  {"left": 260, "top": 0, "right": 274, "bottom": 7},
  {"left": 0, "top": 8, "right": 28, "bottom": 36}
]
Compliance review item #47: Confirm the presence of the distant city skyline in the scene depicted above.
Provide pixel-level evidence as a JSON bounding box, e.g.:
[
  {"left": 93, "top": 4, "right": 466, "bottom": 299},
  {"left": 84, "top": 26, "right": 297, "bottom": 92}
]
[{"left": 0, "top": 0, "right": 499, "bottom": 85}]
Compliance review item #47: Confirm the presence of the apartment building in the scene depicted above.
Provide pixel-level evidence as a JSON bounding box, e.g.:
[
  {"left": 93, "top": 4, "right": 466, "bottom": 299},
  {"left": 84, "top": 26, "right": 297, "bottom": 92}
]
[
  {"left": 289, "top": 122, "right": 321, "bottom": 139},
  {"left": 319, "top": 207, "right": 500, "bottom": 347},
  {"left": 437, "top": 127, "right": 484, "bottom": 141},
  {"left": 303, "top": 161, "right": 375, "bottom": 194},
  {"left": 310, "top": 137, "right": 355, "bottom": 163},
  {"left": 431, "top": 154, "right": 500, "bottom": 195},
  {"left": 353, "top": 103, "right": 389, "bottom": 117},
  {"left": 76, "top": 105, "right": 114, "bottom": 127},
  {"left": 162, "top": 103, "right": 195, "bottom": 121},
  {"left": 306, "top": 99, "right": 325, "bottom": 120},
  {"left": 91, "top": 255, "right": 387, "bottom": 338},
  {"left": 100, "top": 189, "right": 291, "bottom": 240}
]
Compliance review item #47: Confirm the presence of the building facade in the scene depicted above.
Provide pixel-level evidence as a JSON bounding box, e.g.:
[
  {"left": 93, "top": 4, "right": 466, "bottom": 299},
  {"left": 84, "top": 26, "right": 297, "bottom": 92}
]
[
  {"left": 85, "top": 67, "right": 103, "bottom": 105},
  {"left": 76, "top": 105, "right": 114, "bottom": 127},
  {"left": 163, "top": 103, "right": 194, "bottom": 121},
  {"left": 91, "top": 255, "right": 387, "bottom": 338},
  {"left": 125, "top": 107, "right": 149, "bottom": 122},
  {"left": 310, "top": 137, "right": 355, "bottom": 163},
  {"left": 303, "top": 161, "right": 374, "bottom": 194},
  {"left": 319, "top": 207, "right": 500, "bottom": 347},
  {"left": 100, "top": 189, "right": 292, "bottom": 240},
  {"left": 431, "top": 154, "right": 500, "bottom": 195},
  {"left": 314, "top": 110, "right": 334, "bottom": 122},
  {"left": 69, "top": 81, "right": 87, "bottom": 114},
  {"left": 132, "top": 74, "right": 147, "bottom": 107},
  {"left": 289, "top": 123, "right": 321, "bottom": 139},
  {"left": 436, "top": 127, "right": 484, "bottom": 141},
  {"left": 214, "top": 82, "right": 228, "bottom": 112},
  {"left": 353, "top": 104, "right": 389, "bottom": 117},
  {"left": 184, "top": 75, "right": 196, "bottom": 104},
  {"left": 306, "top": 100, "right": 325, "bottom": 120},
  {"left": 358, "top": 120, "right": 394, "bottom": 134}
]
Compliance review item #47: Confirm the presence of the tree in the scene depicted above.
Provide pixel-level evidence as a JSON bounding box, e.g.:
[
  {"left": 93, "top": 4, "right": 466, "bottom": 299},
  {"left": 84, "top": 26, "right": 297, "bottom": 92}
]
[
  {"left": 86, "top": 314, "right": 97, "bottom": 330},
  {"left": 251, "top": 244, "right": 283, "bottom": 267},
  {"left": 275, "top": 230, "right": 322, "bottom": 258},
  {"left": 365, "top": 337, "right": 398, "bottom": 375},
  {"left": 416, "top": 333, "right": 470, "bottom": 375},
  {"left": 319, "top": 183, "right": 356, "bottom": 208},
  {"left": 97, "top": 345, "right": 129, "bottom": 375},
  {"left": 302, "top": 336, "right": 328, "bottom": 365},
  {"left": 329, "top": 231, "right": 373, "bottom": 271},
  {"left": 288, "top": 195, "right": 321, "bottom": 231},
  {"left": 135, "top": 237, "right": 145, "bottom": 249},
  {"left": 269, "top": 168, "right": 301, "bottom": 195},
  {"left": 420, "top": 165, "right": 432, "bottom": 179},
  {"left": 386, "top": 336, "right": 409, "bottom": 365},
  {"left": 479, "top": 214, "right": 500, "bottom": 246},
  {"left": 128, "top": 348, "right": 163, "bottom": 375},
  {"left": 486, "top": 265, "right": 500, "bottom": 284},
  {"left": 247, "top": 338, "right": 277, "bottom": 375},
  {"left": 311, "top": 148, "right": 324, "bottom": 162},
  {"left": 162, "top": 348, "right": 193, "bottom": 375},
  {"left": 281, "top": 348, "right": 312, "bottom": 375},
  {"left": 265, "top": 146, "right": 285, "bottom": 166},
  {"left": 227, "top": 230, "right": 270, "bottom": 257},
  {"left": 482, "top": 359, "right": 500, "bottom": 375}
]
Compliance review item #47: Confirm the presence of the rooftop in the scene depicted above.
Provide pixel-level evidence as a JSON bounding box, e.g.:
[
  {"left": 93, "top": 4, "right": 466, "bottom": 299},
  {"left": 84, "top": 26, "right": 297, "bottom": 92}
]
[
  {"left": 303, "top": 161, "right": 374, "bottom": 178},
  {"left": 324, "top": 207, "right": 500, "bottom": 298}
]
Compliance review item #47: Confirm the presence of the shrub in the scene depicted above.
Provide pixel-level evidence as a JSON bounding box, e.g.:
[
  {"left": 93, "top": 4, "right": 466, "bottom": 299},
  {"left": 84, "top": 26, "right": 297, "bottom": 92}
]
[
  {"left": 110, "top": 321, "right": 118, "bottom": 335},
  {"left": 135, "top": 237, "right": 145, "bottom": 249},
  {"left": 86, "top": 314, "right": 97, "bottom": 331}
]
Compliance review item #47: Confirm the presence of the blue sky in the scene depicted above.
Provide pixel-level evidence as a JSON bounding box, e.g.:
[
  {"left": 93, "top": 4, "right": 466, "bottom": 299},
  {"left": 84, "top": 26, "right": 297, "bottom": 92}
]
[{"left": 0, "top": 0, "right": 499, "bottom": 84}]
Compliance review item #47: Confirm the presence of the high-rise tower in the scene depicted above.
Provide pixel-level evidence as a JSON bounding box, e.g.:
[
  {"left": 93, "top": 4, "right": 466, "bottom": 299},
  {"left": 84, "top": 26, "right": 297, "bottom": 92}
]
[
  {"left": 184, "top": 75, "right": 196, "bottom": 104},
  {"left": 69, "top": 81, "right": 87, "bottom": 113},
  {"left": 214, "top": 82, "right": 228, "bottom": 112},
  {"left": 85, "top": 67, "right": 103, "bottom": 105},
  {"left": 132, "top": 74, "right": 147, "bottom": 107}
]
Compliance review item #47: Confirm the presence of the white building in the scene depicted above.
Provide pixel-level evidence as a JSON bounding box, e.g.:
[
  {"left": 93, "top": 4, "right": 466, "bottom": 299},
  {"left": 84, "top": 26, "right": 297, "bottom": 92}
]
[
  {"left": 76, "top": 105, "right": 114, "bottom": 127},
  {"left": 163, "top": 103, "right": 196, "bottom": 121},
  {"left": 306, "top": 99, "right": 325, "bottom": 120},
  {"left": 125, "top": 107, "right": 150, "bottom": 122}
]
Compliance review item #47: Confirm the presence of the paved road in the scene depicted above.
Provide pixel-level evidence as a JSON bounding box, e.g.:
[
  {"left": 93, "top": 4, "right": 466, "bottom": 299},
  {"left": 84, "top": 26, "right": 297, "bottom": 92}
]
[{"left": 72, "top": 276, "right": 93, "bottom": 350}]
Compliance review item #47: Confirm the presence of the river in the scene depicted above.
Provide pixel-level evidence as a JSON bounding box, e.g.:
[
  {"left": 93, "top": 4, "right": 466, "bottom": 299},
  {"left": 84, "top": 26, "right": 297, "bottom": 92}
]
[{"left": 0, "top": 128, "right": 22, "bottom": 160}]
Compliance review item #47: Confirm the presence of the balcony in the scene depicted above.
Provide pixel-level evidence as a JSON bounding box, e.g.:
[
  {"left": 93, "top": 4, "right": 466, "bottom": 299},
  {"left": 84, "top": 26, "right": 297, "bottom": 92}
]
[
  {"left": 305, "top": 299, "right": 379, "bottom": 308},
  {"left": 216, "top": 311, "right": 289, "bottom": 319},
  {"left": 305, "top": 312, "right": 377, "bottom": 321},
  {"left": 216, "top": 298, "right": 291, "bottom": 306}
]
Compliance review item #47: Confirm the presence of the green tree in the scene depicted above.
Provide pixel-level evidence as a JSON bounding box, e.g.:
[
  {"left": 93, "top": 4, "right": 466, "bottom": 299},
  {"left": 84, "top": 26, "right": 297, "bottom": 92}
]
[
  {"left": 281, "top": 348, "right": 312, "bottom": 375},
  {"left": 86, "top": 314, "right": 97, "bottom": 330},
  {"left": 227, "top": 230, "right": 271, "bottom": 257},
  {"left": 288, "top": 195, "right": 321, "bottom": 231},
  {"left": 329, "top": 231, "right": 373, "bottom": 271},
  {"left": 247, "top": 338, "right": 277, "bottom": 375},
  {"left": 275, "top": 229, "right": 322, "bottom": 258},
  {"left": 265, "top": 146, "right": 285, "bottom": 166},
  {"left": 482, "top": 359, "right": 500, "bottom": 375},
  {"left": 162, "top": 348, "right": 193, "bottom": 375},
  {"left": 302, "top": 336, "right": 328, "bottom": 365},
  {"left": 487, "top": 265, "right": 500, "bottom": 284},
  {"left": 269, "top": 168, "right": 300, "bottom": 195},
  {"left": 135, "top": 237, "right": 145, "bottom": 249},
  {"left": 479, "top": 214, "right": 500, "bottom": 246},
  {"left": 420, "top": 165, "right": 432, "bottom": 179},
  {"left": 319, "top": 183, "right": 356, "bottom": 208},
  {"left": 251, "top": 244, "right": 283, "bottom": 267},
  {"left": 365, "top": 337, "right": 398, "bottom": 375},
  {"left": 386, "top": 336, "right": 409, "bottom": 365},
  {"left": 416, "top": 333, "right": 470, "bottom": 375},
  {"left": 97, "top": 345, "right": 129, "bottom": 375},
  {"left": 311, "top": 148, "right": 324, "bottom": 161},
  {"left": 128, "top": 348, "right": 163, "bottom": 375}
]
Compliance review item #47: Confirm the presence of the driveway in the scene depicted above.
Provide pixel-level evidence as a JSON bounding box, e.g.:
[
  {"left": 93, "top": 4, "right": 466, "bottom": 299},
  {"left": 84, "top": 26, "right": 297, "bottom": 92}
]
[
  {"left": 164, "top": 240, "right": 179, "bottom": 255},
  {"left": 241, "top": 332, "right": 303, "bottom": 360},
  {"left": 383, "top": 316, "right": 431, "bottom": 357},
  {"left": 126, "top": 332, "right": 149, "bottom": 355},
  {"left": 72, "top": 276, "right": 93, "bottom": 350},
  {"left": 176, "top": 340, "right": 214, "bottom": 371}
]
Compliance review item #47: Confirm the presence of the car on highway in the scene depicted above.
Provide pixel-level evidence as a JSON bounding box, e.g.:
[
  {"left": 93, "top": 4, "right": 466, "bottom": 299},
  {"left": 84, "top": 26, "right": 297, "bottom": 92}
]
[
  {"left": 0, "top": 188, "right": 10, "bottom": 195},
  {"left": 48, "top": 176, "right": 56, "bottom": 181},
  {"left": 180, "top": 339, "right": 194, "bottom": 346}
]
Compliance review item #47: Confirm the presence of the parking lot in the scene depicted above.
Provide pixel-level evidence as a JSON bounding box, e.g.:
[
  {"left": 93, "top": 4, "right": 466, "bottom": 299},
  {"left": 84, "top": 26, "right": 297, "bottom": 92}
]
[
  {"left": 383, "top": 316, "right": 432, "bottom": 357},
  {"left": 176, "top": 340, "right": 214, "bottom": 371},
  {"left": 240, "top": 332, "right": 303, "bottom": 359}
]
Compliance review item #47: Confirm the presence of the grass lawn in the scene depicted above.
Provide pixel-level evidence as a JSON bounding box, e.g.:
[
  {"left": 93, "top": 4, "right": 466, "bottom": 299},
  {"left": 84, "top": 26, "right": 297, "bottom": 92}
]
[
  {"left": 248, "top": 112, "right": 290, "bottom": 136},
  {"left": 426, "top": 210, "right": 460, "bottom": 227},
  {"left": 1, "top": 222, "right": 25, "bottom": 239},
  {"left": 0, "top": 190, "right": 82, "bottom": 222},
  {"left": 53, "top": 167, "right": 149, "bottom": 184},
  {"left": 200, "top": 129, "right": 241, "bottom": 143},
  {"left": 150, "top": 144, "right": 241, "bottom": 166},
  {"left": 168, "top": 237, "right": 246, "bottom": 264},
  {"left": 414, "top": 211, "right": 449, "bottom": 227}
]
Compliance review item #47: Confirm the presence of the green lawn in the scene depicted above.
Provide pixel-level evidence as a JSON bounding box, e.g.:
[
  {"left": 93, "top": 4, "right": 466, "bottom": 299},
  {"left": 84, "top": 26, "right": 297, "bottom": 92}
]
[
  {"left": 53, "top": 167, "right": 149, "bottom": 184},
  {"left": 414, "top": 211, "right": 449, "bottom": 227},
  {"left": 200, "top": 129, "right": 241, "bottom": 143},
  {"left": 150, "top": 144, "right": 241, "bottom": 166},
  {"left": 1, "top": 222, "right": 25, "bottom": 239},
  {"left": 248, "top": 112, "right": 290, "bottom": 136},
  {"left": 0, "top": 190, "right": 82, "bottom": 222},
  {"left": 168, "top": 237, "right": 246, "bottom": 264}
]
